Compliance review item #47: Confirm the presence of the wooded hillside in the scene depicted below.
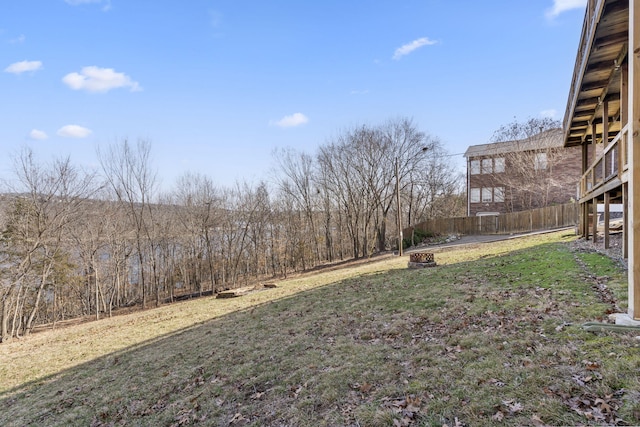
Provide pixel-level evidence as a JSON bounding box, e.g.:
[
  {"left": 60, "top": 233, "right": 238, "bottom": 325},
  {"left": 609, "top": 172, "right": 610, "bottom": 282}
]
[{"left": 0, "top": 118, "right": 465, "bottom": 342}]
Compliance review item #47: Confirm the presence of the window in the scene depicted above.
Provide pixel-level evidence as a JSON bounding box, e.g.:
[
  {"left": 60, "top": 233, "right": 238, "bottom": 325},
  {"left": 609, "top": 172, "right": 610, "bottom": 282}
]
[
  {"left": 494, "top": 157, "right": 505, "bottom": 173},
  {"left": 481, "top": 158, "right": 492, "bottom": 174},
  {"left": 470, "top": 188, "right": 480, "bottom": 203},
  {"left": 482, "top": 188, "right": 493, "bottom": 203},
  {"left": 470, "top": 159, "right": 480, "bottom": 175},
  {"left": 534, "top": 152, "right": 548, "bottom": 170},
  {"left": 469, "top": 187, "right": 505, "bottom": 203}
]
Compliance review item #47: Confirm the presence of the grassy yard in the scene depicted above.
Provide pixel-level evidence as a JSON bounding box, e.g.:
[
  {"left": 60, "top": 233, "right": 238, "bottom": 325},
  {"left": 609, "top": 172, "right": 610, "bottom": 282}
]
[{"left": 1, "top": 230, "right": 638, "bottom": 426}]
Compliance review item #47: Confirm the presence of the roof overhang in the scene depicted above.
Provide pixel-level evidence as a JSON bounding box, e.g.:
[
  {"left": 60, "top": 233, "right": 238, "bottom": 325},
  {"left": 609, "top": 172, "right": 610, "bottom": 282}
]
[{"left": 563, "top": 0, "right": 629, "bottom": 147}]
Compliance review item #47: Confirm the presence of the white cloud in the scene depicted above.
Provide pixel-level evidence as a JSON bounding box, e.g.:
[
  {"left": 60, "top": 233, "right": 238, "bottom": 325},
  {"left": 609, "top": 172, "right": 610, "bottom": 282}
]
[
  {"left": 65, "top": 0, "right": 111, "bottom": 11},
  {"left": 62, "top": 66, "right": 141, "bottom": 93},
  {"left": 57, "top": 125, "right": 92, "bottom": 138},
  {"left": 540, "top": 109, "right": 558, "bottom": 118},
  {"left": 270, "top": 113, "right": 309, "bottom": 128},
  {"left": 350, "top": 89, "right": 370, "bottom": 95},
  {"left": 546, "top": 0, "right": 587, "bottom": 20},
  {"left": 4, "top": 60, "right": 42, "bottom": 74},
  {"left": 9, "top": 34, "right": 25, "bottom": 44},
  {"left": 29, "top": 129, "right": 48, "bottom": 140},
  {"left": 393, "top": 37, "right": 438, "bottom": 60}
]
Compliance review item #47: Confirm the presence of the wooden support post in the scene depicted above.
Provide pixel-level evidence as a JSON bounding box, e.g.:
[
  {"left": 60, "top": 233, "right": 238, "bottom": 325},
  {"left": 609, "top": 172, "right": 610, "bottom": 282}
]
[
  {"left": 592, "top": 122, "right": 598, "bottom": 165},
  {"left": 604, "top": 192, "right": 611, "bottom": 249},
  {"left": 603, "top": 100, "right": 609, "bottom": 145},
  {"left": 622, "top": 60, "right": 629, "bottom": 126},
  {"left": 624, "top": 183, "right": 629, "bottom": 258},
  {"left": 592, "top": 198, "right": 598, "bottom": 243},
  {"left": 628, "top": 0, "right": 640, "bottom": 319},
  {"left": 622, "top": 27, "right": 630, "bottom": 259},
  {"left": 583, "top": 201, "right": 590, "bottom": 240},
  {"left": 603, "top": 100, "right": 610, "bottom": 180},
  {"left": 622, "top": 62, "right": 629, "bottom": 173},
  {"left": 580, "top": 139, "right": 589, "bottom": 239}
]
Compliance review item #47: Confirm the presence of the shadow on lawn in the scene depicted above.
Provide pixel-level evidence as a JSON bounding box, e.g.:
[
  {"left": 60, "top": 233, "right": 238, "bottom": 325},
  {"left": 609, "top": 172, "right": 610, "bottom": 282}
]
[{"left": 0, "top": 298, "right": 277, "bottom": 426}]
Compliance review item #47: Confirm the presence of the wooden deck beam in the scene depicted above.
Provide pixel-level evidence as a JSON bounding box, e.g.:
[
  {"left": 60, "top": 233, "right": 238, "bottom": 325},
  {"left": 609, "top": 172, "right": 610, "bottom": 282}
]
[
  {"left": 604, "top": 191, "right": 611, "bottom": 249},
  {"left": 628, "top": 0, "right": 640, "bottom": 319}
]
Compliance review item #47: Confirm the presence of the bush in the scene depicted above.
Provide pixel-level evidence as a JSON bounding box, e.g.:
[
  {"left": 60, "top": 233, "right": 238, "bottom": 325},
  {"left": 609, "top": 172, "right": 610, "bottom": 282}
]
[{"left": 403, "top": 228, "right": 436, "bottom": 249}]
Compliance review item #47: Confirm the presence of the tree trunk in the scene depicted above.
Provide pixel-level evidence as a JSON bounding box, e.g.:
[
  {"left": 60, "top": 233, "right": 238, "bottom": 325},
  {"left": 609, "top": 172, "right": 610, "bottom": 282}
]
[
  {"left": 94, "top": 258, "right": 100, "bottom": 321},
  {"left": 51, "top": 281, "right": 58, "bottom": 329},
  {"left": 377, "top": 214, "right": 388, "bottom": 252},
  {"left": 10, "top": 283, "right": 24, "bottom": 339},
  {"left": 1, "top": 297, "right": 10, "bottom": 342},
  {"left": 25, "top": 264, "right": 51, "bottom": 335},
  {"left": 137, "top": 248, "right": 146, "bottom": 309}
]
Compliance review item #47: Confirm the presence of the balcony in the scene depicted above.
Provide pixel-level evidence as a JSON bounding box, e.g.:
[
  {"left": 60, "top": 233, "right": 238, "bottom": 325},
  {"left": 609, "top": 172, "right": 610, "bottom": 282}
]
[{"left": 579, "top": 124, "right": 628, "bottom": 202}]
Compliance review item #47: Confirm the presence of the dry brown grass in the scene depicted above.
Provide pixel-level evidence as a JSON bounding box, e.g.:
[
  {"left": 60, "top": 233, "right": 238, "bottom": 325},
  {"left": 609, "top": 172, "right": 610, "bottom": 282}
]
[{"left": 1, "top": 230, "right": 639, "bottom": 426}]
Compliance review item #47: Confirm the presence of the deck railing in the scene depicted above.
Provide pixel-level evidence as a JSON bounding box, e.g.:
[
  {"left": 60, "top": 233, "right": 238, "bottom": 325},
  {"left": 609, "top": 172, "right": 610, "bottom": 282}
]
[{"left": 579, "top": 124, "right": 629, "bottom": 199}]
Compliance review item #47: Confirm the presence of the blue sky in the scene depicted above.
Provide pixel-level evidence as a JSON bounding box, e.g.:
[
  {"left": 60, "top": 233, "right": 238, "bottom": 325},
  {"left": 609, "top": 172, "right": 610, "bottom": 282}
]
[{"left": 2, "top": 0, "right": 587, "bottom": 191}]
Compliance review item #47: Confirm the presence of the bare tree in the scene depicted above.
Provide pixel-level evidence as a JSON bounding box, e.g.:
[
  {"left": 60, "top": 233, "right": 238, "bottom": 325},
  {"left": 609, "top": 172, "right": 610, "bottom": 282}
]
[
  {"left": 314, "top": 118, "right": 438, "bottom": 256},
  {"left": 99, "top": 139, "right": 158, "bottom": 308},
  {"left": 406, "top": 141, "right": 465, "bottom": 223},
  {"left": 171, "top": 172, "right": 221, "bottom": 294},
  {"left": 491, "top": 117, "right": 560, "bottom": 142},
  {"left": 0, "top": 148, "right": 96, "bottom": 340},
  {"left": 70, "top": 198, "right": 109, "bottom": 320},
  {"left": 94, "top": 194, "right": 133, "bottom": 317},
  {"left": 378, "top": 118, "right": 437, "bottom": 251},
  {"left": 490, "top": 117, "right": 571, "bottom": 212},
  {"left": 273, "top": 148, "right": 323, "bottom": 264},
  {"left": 317, "top": 134, "right": 367, "bottom": 258}
]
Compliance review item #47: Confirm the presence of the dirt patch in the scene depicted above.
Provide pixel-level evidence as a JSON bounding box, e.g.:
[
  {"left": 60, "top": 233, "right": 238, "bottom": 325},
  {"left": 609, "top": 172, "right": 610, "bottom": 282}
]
[{"left": 569, "top": 232, "right": 627, "bottom": 270}]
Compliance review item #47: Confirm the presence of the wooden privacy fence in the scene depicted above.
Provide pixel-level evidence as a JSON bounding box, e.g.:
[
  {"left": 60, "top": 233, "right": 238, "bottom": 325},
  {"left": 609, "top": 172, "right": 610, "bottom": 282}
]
[{"left": 406, "top": 203, "right": 579, "bottom": 237}]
